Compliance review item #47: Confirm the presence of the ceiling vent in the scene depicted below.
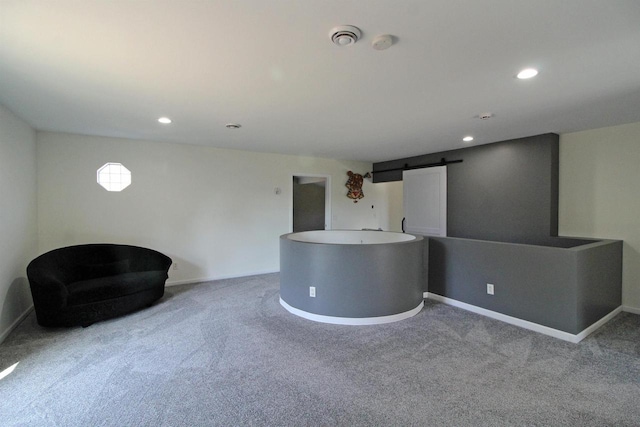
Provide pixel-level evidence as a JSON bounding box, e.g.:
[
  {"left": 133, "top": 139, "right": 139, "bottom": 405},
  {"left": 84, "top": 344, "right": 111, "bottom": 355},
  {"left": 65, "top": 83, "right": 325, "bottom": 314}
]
[{"left": 330, "top": 25, "right": 361, "bottom": 46}]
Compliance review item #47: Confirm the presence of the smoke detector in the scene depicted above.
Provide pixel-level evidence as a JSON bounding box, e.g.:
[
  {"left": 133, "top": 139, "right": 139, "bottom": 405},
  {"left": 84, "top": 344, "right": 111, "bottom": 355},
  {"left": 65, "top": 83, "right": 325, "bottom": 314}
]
[
  {"left": 372, "top": 34, "right": 393, "bottom": 51},
  {"left": 329, "top": 25, "right": 361, "bottom": 46}
]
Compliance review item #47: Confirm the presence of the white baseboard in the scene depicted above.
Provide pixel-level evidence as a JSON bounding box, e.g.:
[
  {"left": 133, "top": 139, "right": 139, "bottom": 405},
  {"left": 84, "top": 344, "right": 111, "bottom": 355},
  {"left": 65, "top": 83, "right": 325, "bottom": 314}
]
[
  {"left": 0, "top": 305, "right": 33, "bottom": 345},
  {"left": 622, "top": 305, "right": 640, "bottom": 315},
  {"left": 425, "top": 293, "right": 621, "bottom": 344},
  {"left": 280, "top": 298, "right": 424, "bottom": 325},
  {"left": 166, "top": 269, "right": 279, "bottom": 287},
  {"left": 573, "top": 307, "right": 623, "bottom": 342}
]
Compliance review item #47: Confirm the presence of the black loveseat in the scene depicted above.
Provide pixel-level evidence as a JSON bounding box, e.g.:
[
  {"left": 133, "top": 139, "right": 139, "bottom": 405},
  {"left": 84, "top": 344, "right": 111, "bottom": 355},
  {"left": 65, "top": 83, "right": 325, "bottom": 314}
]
[{"left": 27, "top": 244, "right": 172, "bottom": 327}]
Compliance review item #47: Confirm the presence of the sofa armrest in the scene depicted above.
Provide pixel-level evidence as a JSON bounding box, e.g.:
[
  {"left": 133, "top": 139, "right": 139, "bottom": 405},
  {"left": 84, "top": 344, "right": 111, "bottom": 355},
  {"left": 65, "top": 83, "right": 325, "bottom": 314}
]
[
  {"left": 130, "top": 252, "right": 172, "bottom": 273},
  {"left": 29, "top": 276, "right": 69, "bottom": 311}
]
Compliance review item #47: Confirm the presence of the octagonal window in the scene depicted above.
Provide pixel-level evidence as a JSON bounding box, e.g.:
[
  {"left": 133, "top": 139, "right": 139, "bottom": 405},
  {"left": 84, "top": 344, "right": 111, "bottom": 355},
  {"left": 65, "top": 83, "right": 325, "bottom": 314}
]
[{"left": 97, "top": 162, "right": 131, "bottom": 192}]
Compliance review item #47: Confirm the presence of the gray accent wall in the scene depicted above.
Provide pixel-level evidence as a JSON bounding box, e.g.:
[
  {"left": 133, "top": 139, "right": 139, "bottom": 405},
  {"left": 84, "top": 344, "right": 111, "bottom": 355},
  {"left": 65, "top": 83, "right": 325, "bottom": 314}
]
[
  {"left": 371, "top": 132, "right": 622, "bottom": 336},
  {"left": 427, "top": 237, "right": 622, "bottom": 334},
  {"left": 373, "top": 133, "right": 559, "bottom": 242}
]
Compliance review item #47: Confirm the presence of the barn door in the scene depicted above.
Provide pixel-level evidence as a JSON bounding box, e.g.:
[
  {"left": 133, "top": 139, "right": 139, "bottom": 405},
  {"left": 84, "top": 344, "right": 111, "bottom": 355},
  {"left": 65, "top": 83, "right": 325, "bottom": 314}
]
[{"left": 402, "top": 166, "right": 447, "bottom": 236}]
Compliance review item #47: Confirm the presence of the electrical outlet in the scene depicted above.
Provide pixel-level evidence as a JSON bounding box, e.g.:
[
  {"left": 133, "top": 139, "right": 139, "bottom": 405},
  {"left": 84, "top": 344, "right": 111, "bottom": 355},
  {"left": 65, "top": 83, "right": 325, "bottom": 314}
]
[
  {"left": 487, "top": 283, "right": 494, "bottom": 295},
  {"left": 309, "top": 286, "right": 316, "bottom": 297}
]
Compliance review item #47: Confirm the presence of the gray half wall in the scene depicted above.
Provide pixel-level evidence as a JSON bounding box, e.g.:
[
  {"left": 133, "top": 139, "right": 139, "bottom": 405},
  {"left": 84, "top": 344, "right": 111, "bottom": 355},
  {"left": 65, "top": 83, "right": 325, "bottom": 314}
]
[
  {"left": 427, "top": 237, "right": 622, "bottom": 334},
  {"left": 280, "top": 235, "right": 424, "bottom": 318}
]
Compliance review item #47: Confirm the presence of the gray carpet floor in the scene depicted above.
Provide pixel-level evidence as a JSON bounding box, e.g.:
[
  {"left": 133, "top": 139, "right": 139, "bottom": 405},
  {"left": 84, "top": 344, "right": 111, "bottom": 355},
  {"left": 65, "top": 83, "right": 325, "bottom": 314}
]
[{"left": 1, "top": 273, "right": 640, "bottom": 426}]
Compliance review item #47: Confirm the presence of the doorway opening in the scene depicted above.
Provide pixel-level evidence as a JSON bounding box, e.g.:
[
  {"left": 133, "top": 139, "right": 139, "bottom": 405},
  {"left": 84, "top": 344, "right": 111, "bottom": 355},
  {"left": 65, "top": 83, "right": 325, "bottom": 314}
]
[{"left": 291, "top": 174, "right": 332, "bottom": 232}]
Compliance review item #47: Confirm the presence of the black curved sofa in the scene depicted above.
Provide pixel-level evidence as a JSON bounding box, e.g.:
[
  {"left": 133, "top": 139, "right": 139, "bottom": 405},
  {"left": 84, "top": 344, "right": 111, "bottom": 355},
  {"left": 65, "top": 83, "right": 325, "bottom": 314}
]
[{"left": 27, "top": 244, "right": 172, "bottom": 327}]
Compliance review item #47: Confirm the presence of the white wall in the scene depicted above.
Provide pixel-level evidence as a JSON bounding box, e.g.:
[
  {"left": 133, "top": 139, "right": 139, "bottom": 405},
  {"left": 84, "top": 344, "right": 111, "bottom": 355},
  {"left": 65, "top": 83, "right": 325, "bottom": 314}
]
[
  {"left": 378, "top": 181, "right": 404, "bottom": 232},
  {"left": 37, "top": 132, "right": 395, "bottom": 284},
  {"left": 559, "top": 121, "right": 640, "bottom": 311},
  {"left": 0, "top": 105, "right": 38, "bottom": 343}
]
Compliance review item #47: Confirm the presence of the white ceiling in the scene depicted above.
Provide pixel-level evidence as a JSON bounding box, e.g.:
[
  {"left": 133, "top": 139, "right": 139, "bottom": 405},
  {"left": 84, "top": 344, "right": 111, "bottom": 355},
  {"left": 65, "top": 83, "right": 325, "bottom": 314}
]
[{"left": 1, "top": 1, "right": 640, "bottom": 163}]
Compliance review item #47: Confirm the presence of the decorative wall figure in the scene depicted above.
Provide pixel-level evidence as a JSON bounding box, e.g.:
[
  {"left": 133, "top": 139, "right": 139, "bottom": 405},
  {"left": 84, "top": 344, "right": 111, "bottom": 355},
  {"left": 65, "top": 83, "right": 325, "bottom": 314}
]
[{"left": 346, "top": 171, "right": 364, "bottom": 202}]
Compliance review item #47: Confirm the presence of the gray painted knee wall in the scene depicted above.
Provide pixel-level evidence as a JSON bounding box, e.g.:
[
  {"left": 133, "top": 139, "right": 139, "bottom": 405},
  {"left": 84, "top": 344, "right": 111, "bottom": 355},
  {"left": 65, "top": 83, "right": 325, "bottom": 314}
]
[
  {"left": 427, "top": 237, "right": 622, "bottom": 334},
  {"left": 280, "top": 235, "right": 424, "bottom": 318}
]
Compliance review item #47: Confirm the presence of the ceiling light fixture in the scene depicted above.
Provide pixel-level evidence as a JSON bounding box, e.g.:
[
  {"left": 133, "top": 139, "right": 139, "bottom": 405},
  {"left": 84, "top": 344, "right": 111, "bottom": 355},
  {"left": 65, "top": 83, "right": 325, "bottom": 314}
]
[
  {"left": 225, "top": 123, "right": 241, "bottom": 129},
  {"left": 463, "top": 136, "right": 474, "bottom": 142},
  {"left": 517, "top": 68, "right": 539, "bottom": 79},
  {"left": 158, "top": 117, "right": 172, "bottom": 124},
  {"left": 329, "top": 25, "right": 361, "bottom": 46}
]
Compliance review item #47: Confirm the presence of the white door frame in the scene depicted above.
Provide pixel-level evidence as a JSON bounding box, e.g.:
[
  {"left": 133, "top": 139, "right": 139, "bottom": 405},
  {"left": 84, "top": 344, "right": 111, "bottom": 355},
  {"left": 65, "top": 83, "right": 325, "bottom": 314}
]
[{"left": 290, "top": 174, "right": 332, "bottom": 232}]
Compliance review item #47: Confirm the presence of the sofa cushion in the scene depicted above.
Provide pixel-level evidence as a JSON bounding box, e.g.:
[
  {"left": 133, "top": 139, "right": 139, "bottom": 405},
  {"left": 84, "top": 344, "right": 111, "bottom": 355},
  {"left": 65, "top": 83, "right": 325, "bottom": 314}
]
[{"left": 66, "top": 271, "right": 167, "bottom": 306}]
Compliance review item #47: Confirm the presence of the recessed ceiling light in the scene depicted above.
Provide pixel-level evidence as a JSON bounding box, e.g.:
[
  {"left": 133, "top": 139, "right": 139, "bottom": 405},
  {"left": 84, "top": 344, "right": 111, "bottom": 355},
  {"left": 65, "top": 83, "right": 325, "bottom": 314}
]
[
  {"left": 463, "top": 136, "right": 474, "bottom": 142},
  {"left": 158, "top": 117, "right": 172, "bottom": 124},
  {"left": 226, "top": 123, "right": 241, "bottom": 129},
  {"left": 517, "top": 68, "right": 538, "bottom": 79}
]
